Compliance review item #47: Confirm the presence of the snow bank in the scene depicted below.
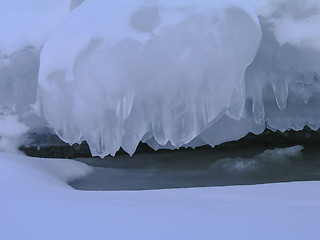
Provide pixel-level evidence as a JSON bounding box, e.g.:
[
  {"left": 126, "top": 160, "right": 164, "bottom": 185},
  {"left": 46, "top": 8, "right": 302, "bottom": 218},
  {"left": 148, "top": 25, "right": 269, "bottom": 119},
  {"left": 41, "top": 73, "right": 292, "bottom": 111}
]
[
  {"left": 0, "top": 152, "right": 91, "bottom": 190},
  {"left": 0, "top": 152, "right": 319, "bottom": 240}
]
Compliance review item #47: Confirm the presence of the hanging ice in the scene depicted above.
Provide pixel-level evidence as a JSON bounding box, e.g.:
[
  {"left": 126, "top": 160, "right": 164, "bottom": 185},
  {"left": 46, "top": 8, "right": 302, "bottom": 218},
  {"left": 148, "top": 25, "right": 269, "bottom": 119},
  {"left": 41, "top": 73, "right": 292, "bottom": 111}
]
[
  {"left": 1, "top": 0, "right": 320, "bottom": 157},
  {"left": 38, "top": 0, "right": 261, "bottom": 157}
]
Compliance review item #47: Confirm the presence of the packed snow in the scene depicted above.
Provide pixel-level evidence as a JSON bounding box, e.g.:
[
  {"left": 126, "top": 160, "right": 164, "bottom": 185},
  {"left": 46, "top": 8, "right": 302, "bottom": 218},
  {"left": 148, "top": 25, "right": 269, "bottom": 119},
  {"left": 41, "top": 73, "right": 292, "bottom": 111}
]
[
  {"left": 0, "top": 0, "right": 320, "bottom": 156},
  {"left": 0, "top": 152, "right": 319, "bottom": 240}
]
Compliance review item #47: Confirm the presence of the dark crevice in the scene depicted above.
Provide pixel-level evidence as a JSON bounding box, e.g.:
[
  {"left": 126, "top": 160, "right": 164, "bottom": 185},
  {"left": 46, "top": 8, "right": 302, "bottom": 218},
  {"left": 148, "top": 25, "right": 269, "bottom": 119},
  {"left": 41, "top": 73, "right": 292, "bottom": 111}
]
[{"left": 20, "top": 126, "right": 320, "bottom": 159}]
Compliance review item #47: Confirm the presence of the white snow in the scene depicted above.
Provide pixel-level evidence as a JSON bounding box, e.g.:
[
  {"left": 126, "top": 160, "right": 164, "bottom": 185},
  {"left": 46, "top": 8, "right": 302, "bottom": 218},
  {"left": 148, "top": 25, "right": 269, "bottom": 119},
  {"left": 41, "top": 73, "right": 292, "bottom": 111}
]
[
  {"left": 0, "top": 0, "right": 70, "bottom": 56},
  {"left": 0, "top": 114, "right": 28, "bottom": 153},
  {"left": 1, "top": 2, "right": 319, "bottom": 237},
  {"left": 0, "top": 152, "right": 319, "bottom": 239},
  {"left": 0, "top": 114, "right": 28, "bottom": 139},
  {"left": 250, "top": 0, "right": 320, "bottom": 50}
]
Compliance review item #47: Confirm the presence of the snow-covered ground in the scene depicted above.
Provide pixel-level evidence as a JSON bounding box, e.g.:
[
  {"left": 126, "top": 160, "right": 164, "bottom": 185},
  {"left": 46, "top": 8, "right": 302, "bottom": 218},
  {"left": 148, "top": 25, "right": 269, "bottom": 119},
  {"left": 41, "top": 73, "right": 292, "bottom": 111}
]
[{"left": 0, "top": 152, "right": 319, "bottom": 240}]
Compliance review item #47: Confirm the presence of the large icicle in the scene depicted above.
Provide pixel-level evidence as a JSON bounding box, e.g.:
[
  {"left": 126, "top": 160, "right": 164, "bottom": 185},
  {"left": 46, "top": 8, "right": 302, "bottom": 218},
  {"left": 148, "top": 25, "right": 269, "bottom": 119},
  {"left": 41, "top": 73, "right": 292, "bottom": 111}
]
[{"left": 38, "top": 0, "right": 261, "bottom": 157}]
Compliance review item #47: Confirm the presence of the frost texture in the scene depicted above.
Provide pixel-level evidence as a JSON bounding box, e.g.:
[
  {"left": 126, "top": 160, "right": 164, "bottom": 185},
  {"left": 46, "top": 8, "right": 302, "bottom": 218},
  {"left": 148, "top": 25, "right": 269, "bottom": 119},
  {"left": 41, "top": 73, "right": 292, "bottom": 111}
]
[{"left": 1, "top": 0, "right": 320, "bottom": 156}]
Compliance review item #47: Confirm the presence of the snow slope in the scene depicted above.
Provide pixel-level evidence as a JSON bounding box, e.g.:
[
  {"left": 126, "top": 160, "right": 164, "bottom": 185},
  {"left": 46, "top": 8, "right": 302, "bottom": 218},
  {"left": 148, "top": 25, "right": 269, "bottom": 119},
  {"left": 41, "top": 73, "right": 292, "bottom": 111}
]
[{"left": 0, "top": 152, "right": 319, "bottom": 240}]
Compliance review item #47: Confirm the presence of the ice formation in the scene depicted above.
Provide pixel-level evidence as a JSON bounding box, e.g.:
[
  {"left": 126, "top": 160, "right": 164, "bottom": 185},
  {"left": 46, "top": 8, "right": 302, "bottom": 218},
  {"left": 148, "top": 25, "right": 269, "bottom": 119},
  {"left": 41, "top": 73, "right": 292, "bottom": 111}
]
[
  {"left": 0, "top": 0, "right": 320, "bottom": 156},
  {"left": 38, "top": 0, "right": 261, "bottom": 156},
  {"left": 0, "top": 0, "right": 71, "bottom": 152},
  {"left": 212, "top": 145, "right": 304, "bottom": 172}
]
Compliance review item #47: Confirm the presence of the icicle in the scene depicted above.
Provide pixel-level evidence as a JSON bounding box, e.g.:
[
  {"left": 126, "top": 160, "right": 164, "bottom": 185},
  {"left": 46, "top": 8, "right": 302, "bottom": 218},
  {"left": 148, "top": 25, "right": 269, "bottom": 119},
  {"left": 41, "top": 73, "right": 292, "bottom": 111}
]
[{"left": 272, "top": 76, "right": 288, "bottom": 112}]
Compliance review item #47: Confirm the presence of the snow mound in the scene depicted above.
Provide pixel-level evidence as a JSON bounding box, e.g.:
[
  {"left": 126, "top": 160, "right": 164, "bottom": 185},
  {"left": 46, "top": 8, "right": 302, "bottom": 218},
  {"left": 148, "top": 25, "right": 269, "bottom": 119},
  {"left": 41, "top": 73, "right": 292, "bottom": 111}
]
[
  {"left": 0, "top": 152, "right": 92, "bottom": 190},
  {"left": 0, "top": 114, "right": 29, "bottom": 153},
  {"left": 39, "top": 0, "right": 261, "bottom": 157}
]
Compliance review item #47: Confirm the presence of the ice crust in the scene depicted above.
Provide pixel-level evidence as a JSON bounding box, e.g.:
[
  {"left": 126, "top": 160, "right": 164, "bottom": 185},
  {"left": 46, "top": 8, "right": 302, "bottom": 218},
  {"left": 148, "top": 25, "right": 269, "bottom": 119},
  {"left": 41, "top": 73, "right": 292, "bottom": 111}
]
[{"left": 1, "top": 0, "right": 320, "bottom": 156}]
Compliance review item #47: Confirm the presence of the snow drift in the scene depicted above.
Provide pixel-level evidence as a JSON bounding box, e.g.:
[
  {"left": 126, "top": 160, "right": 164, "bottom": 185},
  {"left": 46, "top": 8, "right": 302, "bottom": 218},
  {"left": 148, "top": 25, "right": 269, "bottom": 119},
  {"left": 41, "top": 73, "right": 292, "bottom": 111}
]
[
  {"left": 1, "top": 151, "right": 319, "bottom": 240},
  {"left": 1, "top": 0, "right": 320, "bottom": 156}
]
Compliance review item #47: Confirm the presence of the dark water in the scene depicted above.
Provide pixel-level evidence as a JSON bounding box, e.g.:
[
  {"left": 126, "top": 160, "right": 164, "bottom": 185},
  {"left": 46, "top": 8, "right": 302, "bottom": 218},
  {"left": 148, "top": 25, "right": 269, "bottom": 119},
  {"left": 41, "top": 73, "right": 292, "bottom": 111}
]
[{"left": 70, "top": 145, "right": 320, "bottom": 190}]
